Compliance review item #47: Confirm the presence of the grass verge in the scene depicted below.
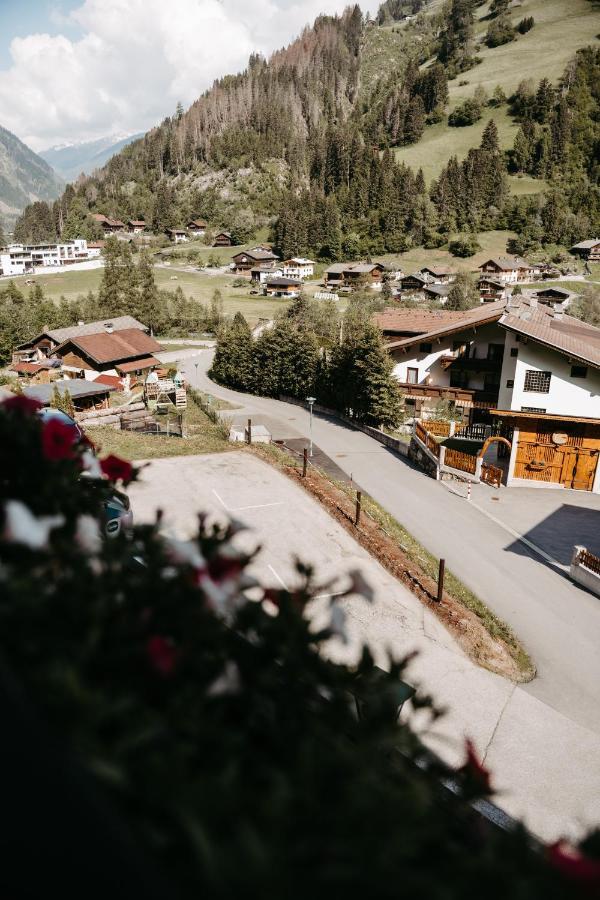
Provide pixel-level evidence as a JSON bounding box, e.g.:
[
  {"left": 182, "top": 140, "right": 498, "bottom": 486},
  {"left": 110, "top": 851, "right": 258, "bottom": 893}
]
[{"left": 251, "top": 442, "right": 535, "bottom": 684}]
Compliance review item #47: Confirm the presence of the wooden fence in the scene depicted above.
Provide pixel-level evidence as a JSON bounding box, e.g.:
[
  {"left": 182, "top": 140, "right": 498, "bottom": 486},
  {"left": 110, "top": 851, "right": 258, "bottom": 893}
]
[
  {"left": 577, "top": 548, "right": 600, "bottom": 576},
  {"left": 481, "top": 462, "right": 503, "bottom": 488},
  {"left": 444, "top": 447, "right": 477, "bottom": 475},
  {"left": 415, "top": 421, "right": 440, "bottom": 458},
  {"left": 422, "top": 419, "right": 451, "bottom": 437}
]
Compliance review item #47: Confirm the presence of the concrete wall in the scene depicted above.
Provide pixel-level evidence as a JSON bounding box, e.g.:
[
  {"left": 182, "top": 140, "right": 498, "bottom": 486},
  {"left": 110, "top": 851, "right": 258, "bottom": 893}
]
[
  {"left": 499, "top": 336, "right": 600, "bottom": 417},
  {"left": 570, "top": 546, "right": 600, "bottom": 598}
]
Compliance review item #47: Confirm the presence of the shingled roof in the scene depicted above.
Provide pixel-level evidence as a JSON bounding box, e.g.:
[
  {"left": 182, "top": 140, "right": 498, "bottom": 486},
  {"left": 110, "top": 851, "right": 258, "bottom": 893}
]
[
  {"left": 17, "top": 316, "right": 148, "bottom": 350},
  {"left": 56, "top": 328, "right": 162, "bottom": 365},
  {"left": 500, "top": 297, "right": 600, "bottom": 370},
  {"left": 380, "top": 301, "right": 507, "bottom": 350}
]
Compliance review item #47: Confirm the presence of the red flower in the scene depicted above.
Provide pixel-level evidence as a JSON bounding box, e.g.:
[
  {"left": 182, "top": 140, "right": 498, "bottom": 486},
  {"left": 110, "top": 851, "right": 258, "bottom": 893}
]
[
  {"left": 41, "top": 417, "right": 77, "bottom": 461},
  {"left": 548, "top": 841, "right": 600, "bottom": 890},
  {"left": 462, "top": 738, "right": 492, "bottom": 793},
  {"left": 146, "top": 636, "right": 178, "bottom": 677},
  {"left": 208, "top": 554, "right": 243, "bottom": 583},
  {"left": 2, "top": 394, "right": 43, "bottom": 414},
  {"left": 100, "top": 454, "right": 133, "bottom": 484}
]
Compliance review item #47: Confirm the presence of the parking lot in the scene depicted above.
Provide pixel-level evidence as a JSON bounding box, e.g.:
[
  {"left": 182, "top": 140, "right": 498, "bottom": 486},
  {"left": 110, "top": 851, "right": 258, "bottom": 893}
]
[{"left": 127, "top": 451, "right": 600, "bottom": 842}]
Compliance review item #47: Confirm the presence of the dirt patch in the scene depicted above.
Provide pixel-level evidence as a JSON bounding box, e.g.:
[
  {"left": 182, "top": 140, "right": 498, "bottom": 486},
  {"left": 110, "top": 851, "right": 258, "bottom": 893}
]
[{"left": 250, "top": 443, "right": 535, "bottom": 684}]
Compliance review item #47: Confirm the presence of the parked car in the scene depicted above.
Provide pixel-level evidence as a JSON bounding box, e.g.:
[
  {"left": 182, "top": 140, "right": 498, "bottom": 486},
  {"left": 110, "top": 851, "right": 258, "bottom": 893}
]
[{"left": 37, "top": 408, "right": 133, "bottom": 538}]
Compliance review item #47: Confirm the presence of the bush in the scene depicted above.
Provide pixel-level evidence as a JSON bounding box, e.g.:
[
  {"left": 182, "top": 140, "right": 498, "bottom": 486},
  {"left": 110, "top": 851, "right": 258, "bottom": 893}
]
[
  {"left": 517, "top": 16, "right": 535, "bottom": 34},
  {"left": 485, "top": 14, "right": 515, "bottom": 48},
  {"left": 449, "top": 235, "right": 481, "bottom": 257},
  {"left": 448, "top": 98, "right": 483, "bottom": 127},
  {"left": 0, "top": 396, "right": 598, "bottom": 897}
]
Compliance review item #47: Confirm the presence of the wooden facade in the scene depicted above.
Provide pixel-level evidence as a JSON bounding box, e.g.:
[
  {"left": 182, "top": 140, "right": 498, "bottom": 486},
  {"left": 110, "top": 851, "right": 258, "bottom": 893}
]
[{"left": 506, "top": 415, "right": 600, "bottom": 492}]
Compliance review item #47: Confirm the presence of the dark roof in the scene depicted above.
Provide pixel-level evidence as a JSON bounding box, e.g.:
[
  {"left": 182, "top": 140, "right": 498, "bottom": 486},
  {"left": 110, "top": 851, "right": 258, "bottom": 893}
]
[
  {"left": 24, "top": 380, "right": 114, "bottom": 405},
  {"left": 265, "top": 276, "right": 302, "bottom": 287},
  {"left": 500, "top": 298, "right": 600, "bottom": 370},
  {"left": 233, "top": 249, "right": 279, "bottom": 262},
  {"left": 56, "top": 328, "right": 162, "bottom": 365},
  {"left": 401, "top": 273, "right": 429, "bottom": 285},
  {"left": 534, "top": 287, "right": 572, "bottom": 299}
]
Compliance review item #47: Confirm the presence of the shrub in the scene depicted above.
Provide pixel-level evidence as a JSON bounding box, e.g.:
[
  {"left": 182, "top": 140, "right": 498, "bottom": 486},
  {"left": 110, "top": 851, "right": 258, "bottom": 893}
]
[
  {"left": 449, "top": 235, "right": 481, "bottom": 257},
  {"left": 485, "top": 15, "right": 515, "bottom": 48},
  {"left": 517, "top": 16, "right": 535, "bottom": 34},
  {"left": 448, "top": 98, "right": 483, "bottom": 127}
]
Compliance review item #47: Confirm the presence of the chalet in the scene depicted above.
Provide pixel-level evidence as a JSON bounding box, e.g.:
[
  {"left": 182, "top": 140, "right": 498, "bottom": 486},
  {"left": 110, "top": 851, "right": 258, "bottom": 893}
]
[
  {"left": 570, "top": 239, "right": 600, "bottom": 262},
  {"left": 282, "top": 258, "right": 315, "bottom": 279},
  {"left": 23, "top": 379, "right": 115, "bottom": 413},
  {"left": 419, "top": 266, "right": 456, "bottom": 284},
  {"left": 213, "top": 232, "right": 233, "bottom": 247},
  {"left": 91, "top": 214, "right": 125, "bottom": 234},
  {"left": 478, "top": 256, "right": 538, "bottom": 284},
  {"left": 128, "top": 220, "right": 146, "bottom": 234},
  {"left": 250, "top": 265, "right": 283, "bottom": 284},
  {"left": 263, "top": 276, "right": 302, "bottom": 298},
  {"left": 13, "top": 316, "right": 149, "bottom": 365},
  {"left": 533, "top": 287, "right": 573, "bottom": 307},
  {"left": 478, "top": 276, "right": 507, "bottom": 302},
  {"left": 324, "top": 262, "right": 385, "bottom": 288},
  {"left": 187, "top": 219, "right": 208, "bottom": 236},
  {"left": 399, "top": 273, "right": 429, "bottom": 293},
  {"left": 168, "top": 228, "right": 188, "bottom": 244},
  {"left": 492, "top": 297, "right": 600, "bottom": 492},
  {"left": 376, "top": 301, "right": 508, "bottom": 421},
  {"left": 55, "top": 327, "right": 163, "bottom": 381},
  {"left": 232, "top": 248, "right": 280, "bottom": 273}
]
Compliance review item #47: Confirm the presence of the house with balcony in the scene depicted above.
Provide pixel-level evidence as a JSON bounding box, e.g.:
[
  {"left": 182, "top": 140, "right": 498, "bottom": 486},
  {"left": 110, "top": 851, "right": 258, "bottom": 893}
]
[
  {"left": 187, "top": 219, "right": 208, "bottom": 237},
  {"left": 324, "top": 262, "right": 385, "bottom": 289},
  {"left": 128, "top": 220, "right": 146, "bottom": 234},
  {"left": 570, "top": 239, "right": 600, "bottom": 262},
  {"left": 282, "top": 258, "right": 315, "bottom": 279},
  {"left": 54, "top": 326, "right": 162, "bottom": 381},
  {"left": 167, "top": 228, "right": 188, "bottom": 244},
  {"left": 375, "top": 302, "right": 508, "bottom": 422},
  {"left": 418, "top": 266, "right": 456, "bottom": 284},
  {"left": 478, "top": 255, "right": 539, "bottom": 284},
  {"left": 232, "top": 248, "right": 280, "bottom": 273}
]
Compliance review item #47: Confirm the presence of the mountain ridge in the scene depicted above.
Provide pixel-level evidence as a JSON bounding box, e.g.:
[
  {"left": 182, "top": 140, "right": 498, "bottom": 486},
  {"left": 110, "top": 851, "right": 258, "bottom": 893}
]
[
  {"left": 40, "top": 133, "right": 145, "bottom": 182},
  {"left": 0, "top": 125, "right": 63, "bottom": 229}
]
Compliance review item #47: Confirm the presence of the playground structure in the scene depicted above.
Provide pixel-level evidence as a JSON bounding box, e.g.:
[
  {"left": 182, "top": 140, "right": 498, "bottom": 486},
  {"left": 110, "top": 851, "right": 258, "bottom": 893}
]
[{"left": 144, "top": 375, "right": 187, "bottom": 414}]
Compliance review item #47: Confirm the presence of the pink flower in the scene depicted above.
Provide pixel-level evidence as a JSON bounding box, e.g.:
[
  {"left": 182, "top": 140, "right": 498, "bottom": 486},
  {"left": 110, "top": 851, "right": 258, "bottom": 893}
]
[
  {"left": 146, "top": 636, "right": 178, "bottom": 677},
  {"left": 100, "top": 454, "right": 133, "bottom": 484},
  {"left": 548, "top": 841, "right": 600, "bottom": 890},
  {"left": 41, "top": 417, "right": 77, "bottom": 461},
  {"left": 2, "top": 394, "right": 43, "bottom": 414}
]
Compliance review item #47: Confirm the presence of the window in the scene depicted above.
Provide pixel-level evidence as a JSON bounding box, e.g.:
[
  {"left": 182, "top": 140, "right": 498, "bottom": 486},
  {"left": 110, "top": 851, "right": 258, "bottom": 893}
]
[
  {"left": 506, "top": 379, "right": 514, "bottom": 388},
  {"left": 510, "top": 347, "right": 518, "bottom": 358},
  {"left": 450, "top": 371, "right": 469, "bottom": 389},
  {"left": 523, "top": 370, "right": 551, "bottom": 393},
  {"left": 570, "top": 365, "right": 588, "bottom": 379},
  {"left": 487, "top": 343, "right": 504, "bottom": 361},
  {"left": 406, "top": 367, "right": 418, "bottom": 384},
  {"left": 521, "top": 407, "right": 546, "bottom": 413},
  {"left": 419, "top": 342, "right": 433, "bottom": 353}
]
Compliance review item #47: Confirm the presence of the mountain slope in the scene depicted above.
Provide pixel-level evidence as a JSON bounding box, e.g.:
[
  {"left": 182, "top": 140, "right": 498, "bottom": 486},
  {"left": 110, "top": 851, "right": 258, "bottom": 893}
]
[
  {"left": 40, "top": 133, "right": 144, "bottom": 182},
  {"left": 0, "top": 125, "right": 63, "bottom": 227}
]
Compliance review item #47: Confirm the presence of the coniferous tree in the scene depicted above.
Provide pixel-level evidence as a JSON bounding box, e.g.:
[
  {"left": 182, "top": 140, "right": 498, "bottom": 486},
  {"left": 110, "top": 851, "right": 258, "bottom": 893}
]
[
  {"left": 209, "top": 312, "right": 253, "bottom": 391},
  {"left": 446, "top": 272, "right": 480, "bottom": 310},
  {"left": 135, "top": 251, "right": 161, "bottom": 333}
]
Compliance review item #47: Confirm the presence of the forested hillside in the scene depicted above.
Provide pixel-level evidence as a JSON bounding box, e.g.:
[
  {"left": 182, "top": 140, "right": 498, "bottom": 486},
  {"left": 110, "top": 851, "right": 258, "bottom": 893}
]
[
  {"left": 13, "top": 0, "right": 600, "bottom": 262},
  {"left": 0, "top": 126, "right": 63, "bottom": 231}
]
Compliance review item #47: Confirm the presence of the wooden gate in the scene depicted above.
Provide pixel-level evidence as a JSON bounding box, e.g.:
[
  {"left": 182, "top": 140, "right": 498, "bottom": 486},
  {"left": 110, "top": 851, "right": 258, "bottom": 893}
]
[{"left": 514, "top": 441, "right": 598, "bottom": 491}]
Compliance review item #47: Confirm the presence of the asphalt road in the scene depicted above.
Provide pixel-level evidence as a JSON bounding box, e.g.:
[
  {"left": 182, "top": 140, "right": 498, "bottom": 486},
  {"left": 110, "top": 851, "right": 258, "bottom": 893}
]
[{"left": 180, "top": 350, "right": 600, "bottom": 737}]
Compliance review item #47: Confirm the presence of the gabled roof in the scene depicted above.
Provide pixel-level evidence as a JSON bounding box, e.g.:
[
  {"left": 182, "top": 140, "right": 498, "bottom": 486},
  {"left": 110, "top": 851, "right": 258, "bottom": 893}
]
[
  {"left": 479, "top": 255, "right": 532, "bottom": 271},
  {"left": 571, "top": 239, "right": 600, "bottom": 250},
  {"left": 17, "top": 316, "right": 147, "bottom": 350},
  {"left": 284, "top": 257, "right": 315, "bottom": 265},
  {"left": 188, "top": 219, "right": 208, "bottom": 228},
  {"left": 128, "top": 220, "right": 145, "bottom": 227},
  {"left": 233, "top": 249, "right": 279, "bottom": 262},
  {"left": 401, "top": 273, "right": 429, "bottom": 285},
  {"left": 56, "top": 328, "right": 162, "bottom": 365},
  {"left": 382, "top": 301, "right": 507, "bottom": 350},
  {"left": 92, "top": 213, "right": 125, "bottom": 228},
  {"left": 423, "top": 283, "right": 451, "bottom": 298},
  {"left": 500, "top": 298, "right": 600, "bottom": 370},
  {"left": 24, "top": 380, "right": 114, "bottom": 405},
  {"left": 265, "top": 276, "right": 302, "bottom": 287},
  {"left": 325, "top": 262, "right": 385, "bottom": 274},
  {"left": 534, "top": 287, "right": 572, "bottom": 299},
  {"left": 420, "top": 266, "right": 455, "bottom": 277}
]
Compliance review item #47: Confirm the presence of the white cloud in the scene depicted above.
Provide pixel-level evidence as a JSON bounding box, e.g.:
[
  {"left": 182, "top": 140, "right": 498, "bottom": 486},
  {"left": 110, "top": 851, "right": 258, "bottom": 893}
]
[{"left": 0, "top": 0, "right": 380, "bottom": 151}]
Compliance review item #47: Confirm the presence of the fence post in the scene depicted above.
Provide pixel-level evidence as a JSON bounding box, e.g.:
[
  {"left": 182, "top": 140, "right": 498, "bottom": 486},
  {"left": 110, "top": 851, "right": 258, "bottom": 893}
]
[
  {"left": 246, "top": 418, "right": 252, "bottom": 444},
  {"left": 355, "top": 490, "right": 362, "bottom": 527},
  {"left": 437, "top": 558, "right": 445, "bottom": 603},
  {"left": 303, "top": 447, "right": 308, "bottom": 478}
]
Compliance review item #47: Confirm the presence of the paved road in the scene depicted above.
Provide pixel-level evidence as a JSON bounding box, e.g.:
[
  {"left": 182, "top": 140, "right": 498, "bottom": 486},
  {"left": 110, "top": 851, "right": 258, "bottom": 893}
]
[{"left": 179, "top": 350, "right": 600, "bottom": 738}]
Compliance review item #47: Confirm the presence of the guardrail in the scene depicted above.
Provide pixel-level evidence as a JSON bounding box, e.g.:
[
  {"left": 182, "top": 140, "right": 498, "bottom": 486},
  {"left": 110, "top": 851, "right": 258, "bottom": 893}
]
[{"left": 415, "top": 421, "right": 441, "bottom": 458}]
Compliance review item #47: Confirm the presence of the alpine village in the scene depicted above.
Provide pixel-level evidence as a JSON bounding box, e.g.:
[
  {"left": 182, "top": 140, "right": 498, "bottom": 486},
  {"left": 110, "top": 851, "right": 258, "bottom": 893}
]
[{"left": 2, "top": 2, "right": 600, "bottom": 897}]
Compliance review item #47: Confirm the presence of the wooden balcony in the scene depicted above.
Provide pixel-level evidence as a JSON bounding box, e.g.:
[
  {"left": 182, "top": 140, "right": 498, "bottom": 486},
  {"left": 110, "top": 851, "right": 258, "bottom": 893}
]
[
  {"left": 439, "top": 355, "right": 503, "bottom": 372},
  {"left": 398, "top": 381, "right": 498, "bottom": 409}
]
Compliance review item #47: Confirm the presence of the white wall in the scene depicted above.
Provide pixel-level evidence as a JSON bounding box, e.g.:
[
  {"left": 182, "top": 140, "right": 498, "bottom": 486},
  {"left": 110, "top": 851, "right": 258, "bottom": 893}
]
[{"left": 500, "top": 337, "right": 600, "bottom": 418}]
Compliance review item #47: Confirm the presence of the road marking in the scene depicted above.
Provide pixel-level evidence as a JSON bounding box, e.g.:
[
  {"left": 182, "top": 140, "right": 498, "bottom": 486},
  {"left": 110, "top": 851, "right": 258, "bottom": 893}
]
[
  {"left": 313, "top": 590, "right": 346, "bottom": 600},
  {"left": 232, "top": 501, "right": 284, "bottom": 512},
  {"left": 212, "top": 489, "right": 229, "bottom": 510},
  {"left": 268, "top": 564, "right": 288, "bottom": 590}
]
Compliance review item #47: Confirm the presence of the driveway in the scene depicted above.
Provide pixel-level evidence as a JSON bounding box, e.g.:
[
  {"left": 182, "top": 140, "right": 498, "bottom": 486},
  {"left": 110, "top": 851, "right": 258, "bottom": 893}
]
[
  {"left": 128, "top": 452, "right": 600, "bottom": 842},
  {"left": 175, "top": 349, "right": 600, "bottom": 743}
]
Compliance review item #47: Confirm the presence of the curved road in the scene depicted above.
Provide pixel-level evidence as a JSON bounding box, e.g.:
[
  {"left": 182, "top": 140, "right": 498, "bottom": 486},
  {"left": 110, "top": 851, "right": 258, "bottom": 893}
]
[{"left": 180, "top": 350, "right": 600, "bottom": 737}]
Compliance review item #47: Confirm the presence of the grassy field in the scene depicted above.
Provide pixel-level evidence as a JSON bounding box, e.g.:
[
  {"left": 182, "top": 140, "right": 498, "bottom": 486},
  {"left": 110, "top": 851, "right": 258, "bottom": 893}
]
[{"left": 378, "top": 229, "right": 515, "bottom": 274}]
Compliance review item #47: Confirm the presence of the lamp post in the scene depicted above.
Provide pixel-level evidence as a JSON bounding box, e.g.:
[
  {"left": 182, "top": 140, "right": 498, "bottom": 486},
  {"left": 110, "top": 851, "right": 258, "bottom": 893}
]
[
  {"left": 194, "top": 362, "right": 199, "bottom": 384},
  {"left": 307, "top": 396, "right": 316, "bottom": 458}
]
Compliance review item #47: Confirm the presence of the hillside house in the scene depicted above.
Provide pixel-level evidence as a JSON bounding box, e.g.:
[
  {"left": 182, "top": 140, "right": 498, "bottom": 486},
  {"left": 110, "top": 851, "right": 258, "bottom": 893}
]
[
  {"left": 282, "top": 258, "right": 315, "bottom": 279},
  {"left": 213, "top": 232, "right": 233, "bottom": 247},
  {"left": 187, "top": 219, "right": 208, "bottom": 236},
  {"left": 478, "top": 255, "right": 538, "bottom": 284},
  {"left": 379, "top": 302, "right": 507, "bottom": 422},
  {"left": 55, "top": 327, "right": 162, "bottom": 381},
  {"left": 91, "top": 214, "right": 125, "bottom": 234},
  {"left": 168, "top": 228, "right": 188, "bottom": 243},
  {"left": 263, "top": 276, "right": 302, "bottom": 298},
  {"left": 13, "top": 316, "right": 149, "bottom": 365},
  {"left": 128, "top": 220, "right": 146, "bottom": 234},
  {"left": 232, "top": 248, "right": 280, "bottom": 273},
  {"left": 478, "top": 276, "right": 507, "bottom": 302},
  {"left": 250, "top": 265, "right": 283, "bottom": 284},
  {"left": 324, "top": 262, "right": 385, "bottom": 288},
  {"left": 493, "top": 297, "right": 600, "bottom": 492},
  {"left": 419, "top": 266, "right": 456, "bottom": 284},
  {"left": 570, "top": 239, "right": 600, "bottom": 261},
  {"left": 399, "top": 273, "right": 429, "bottom": 293}
]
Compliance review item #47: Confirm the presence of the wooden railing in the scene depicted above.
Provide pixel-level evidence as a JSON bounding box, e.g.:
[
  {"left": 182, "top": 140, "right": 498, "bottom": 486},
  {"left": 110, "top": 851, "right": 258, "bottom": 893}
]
[
  {"left": 415, "top": 421, "right": 440, "bottom": 458},
  {"left": 444, "top": 447, "right": 477, "bottom": 475},
  {"left": 423, "top": 419, "right": 451, "bottom": 437},
  {"left": 481, "top": 462, "right": 503, "bottom": 488},
  {"left": 577, "top": 548, "right": 600, "bottom": 576}
]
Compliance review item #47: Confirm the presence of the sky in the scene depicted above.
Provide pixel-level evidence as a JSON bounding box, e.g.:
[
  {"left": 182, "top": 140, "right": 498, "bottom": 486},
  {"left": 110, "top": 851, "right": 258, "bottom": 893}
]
[{"left": 0, "top": 0, "right": 379, "bottom": 152}]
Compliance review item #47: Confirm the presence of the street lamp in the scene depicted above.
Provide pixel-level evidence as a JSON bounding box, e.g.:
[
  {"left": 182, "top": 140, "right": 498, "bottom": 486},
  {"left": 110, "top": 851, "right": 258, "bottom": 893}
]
[
  {"left": 194, "top": 362, "right": 199, "bottom": 383},
  {"left": 307, "top": 396, "right": 316, "bottom": 458}
]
